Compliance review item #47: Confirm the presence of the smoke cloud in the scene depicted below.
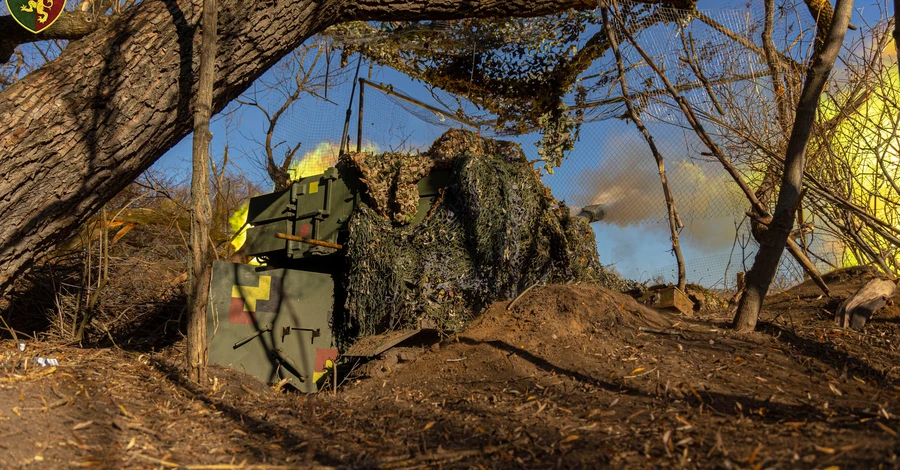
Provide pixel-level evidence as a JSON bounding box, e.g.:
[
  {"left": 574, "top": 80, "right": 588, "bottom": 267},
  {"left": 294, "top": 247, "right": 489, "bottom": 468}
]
[{"left": 573, "top": 136, "right": 746, "bottom": 248}]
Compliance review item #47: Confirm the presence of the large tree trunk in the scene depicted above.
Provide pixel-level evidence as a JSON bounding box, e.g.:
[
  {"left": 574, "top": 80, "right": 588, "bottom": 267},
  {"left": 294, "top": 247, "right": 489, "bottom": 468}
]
[
  {"left": 732, "top": 0, "right": 854, "bottom": 332},
  {"left": 1, "top": 0, "right": 683, "bottom": 297}
]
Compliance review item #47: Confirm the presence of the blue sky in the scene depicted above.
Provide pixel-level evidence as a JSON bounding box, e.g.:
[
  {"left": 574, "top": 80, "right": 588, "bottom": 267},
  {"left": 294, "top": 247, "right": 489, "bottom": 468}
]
[{"left": 153, "top": 0, "right": 892, "bottom": 285}]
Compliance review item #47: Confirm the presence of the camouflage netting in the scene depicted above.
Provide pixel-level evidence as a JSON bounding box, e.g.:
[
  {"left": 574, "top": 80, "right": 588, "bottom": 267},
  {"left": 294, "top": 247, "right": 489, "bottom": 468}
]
[{"left": 340, "top": 129, "right": 623, "bottom": 340}]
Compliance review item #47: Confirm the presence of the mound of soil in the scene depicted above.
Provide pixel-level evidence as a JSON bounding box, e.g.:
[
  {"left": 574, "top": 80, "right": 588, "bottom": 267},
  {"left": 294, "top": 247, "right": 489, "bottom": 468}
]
[{"left": 2, "top": 279, "right": 900, "bottom": 469}]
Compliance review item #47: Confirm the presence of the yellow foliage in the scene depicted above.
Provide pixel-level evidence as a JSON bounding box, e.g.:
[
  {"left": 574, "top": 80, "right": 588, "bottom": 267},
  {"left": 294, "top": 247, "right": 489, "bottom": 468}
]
[
  {"left": 228, "top": 201, "right": 250, "bottom": 252},
  {"left": 819, "top": 64, "right": 900, "bottom": 267}
]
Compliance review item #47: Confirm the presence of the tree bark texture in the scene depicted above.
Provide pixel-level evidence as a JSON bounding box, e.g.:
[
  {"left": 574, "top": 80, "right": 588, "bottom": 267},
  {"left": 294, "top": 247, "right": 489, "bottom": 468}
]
[
  {"left": 1, "top": 0, "right": 696, "bottom": 297},
  {"left": 187, "top": 0, "right": 217, "bottom": 384},
  {"left": 732, "top": 0, "right": 854, "bottom": 333}
]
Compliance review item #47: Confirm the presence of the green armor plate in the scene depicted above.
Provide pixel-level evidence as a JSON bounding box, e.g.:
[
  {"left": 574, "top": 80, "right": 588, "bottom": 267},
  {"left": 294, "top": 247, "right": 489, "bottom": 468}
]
[{"left": 207, "top": 261, "right": 337, "bottom": 393}]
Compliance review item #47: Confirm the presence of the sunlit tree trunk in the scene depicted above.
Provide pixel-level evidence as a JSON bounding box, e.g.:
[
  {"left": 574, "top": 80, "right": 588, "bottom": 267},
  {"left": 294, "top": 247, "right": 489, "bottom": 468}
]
[
  {"left": 732, "top": 0, "right": 854, "bottom": 332},
  {"left": 187, "top": 0, "right": 217, "bottom": 384},
  {"left": 604, "top": 8, "right": 685, "bottom": 291}
]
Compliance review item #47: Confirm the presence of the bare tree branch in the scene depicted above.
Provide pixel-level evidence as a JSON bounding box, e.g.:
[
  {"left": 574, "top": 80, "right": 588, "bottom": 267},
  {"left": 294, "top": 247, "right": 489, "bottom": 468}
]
[
  {"left": 604, "top": 6, "right": 686, "bottom": 291},
  {"left": 0, "top": 11, "right": 114, "bottom": 63}
]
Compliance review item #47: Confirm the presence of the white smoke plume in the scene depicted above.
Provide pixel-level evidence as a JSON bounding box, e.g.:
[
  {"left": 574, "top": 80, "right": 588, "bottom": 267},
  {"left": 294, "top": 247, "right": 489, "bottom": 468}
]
[{"left": 573, "top": 135, "right": 746, "bottom": 248}]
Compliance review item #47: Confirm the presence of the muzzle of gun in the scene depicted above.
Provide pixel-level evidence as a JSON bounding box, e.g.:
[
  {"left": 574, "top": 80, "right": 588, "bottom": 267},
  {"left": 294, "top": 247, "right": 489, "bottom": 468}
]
[{"left": 573, "top": 204, "right": 605, "bottom": 223}]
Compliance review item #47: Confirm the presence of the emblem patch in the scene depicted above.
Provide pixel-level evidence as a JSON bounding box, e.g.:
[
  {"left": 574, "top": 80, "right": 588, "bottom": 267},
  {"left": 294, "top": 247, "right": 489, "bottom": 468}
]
[
  {"left": 228, "top": 275, "right": 284, "bottom": 324},
  {"left": 6, "top": 0, "right": 64, "bottom": 34}
]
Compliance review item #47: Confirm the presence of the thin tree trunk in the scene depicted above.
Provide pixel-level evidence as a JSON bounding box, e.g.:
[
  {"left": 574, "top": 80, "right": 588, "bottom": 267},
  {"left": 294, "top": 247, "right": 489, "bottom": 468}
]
[
  {"left": 751, "top": 0, "right": 831, "bottom": 297},
  {"left": 604, "top": 8, "right": 685, "bottom": 291},
  {"left": 762, "top": 0, "right": 793, "bottom": 136},
  {"left": 187, "top": 0, "right": 217, "bottom": 384},
  {"left": 732, "top": 0, "right": 854, "bottom": 332}
]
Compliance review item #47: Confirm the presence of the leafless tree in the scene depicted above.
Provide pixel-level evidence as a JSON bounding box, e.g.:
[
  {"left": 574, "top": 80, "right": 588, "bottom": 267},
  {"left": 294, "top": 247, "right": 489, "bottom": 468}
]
[
  {"left": 235, "top": 41, "right": 351, "bottom": 190},
  {"left": 733, "top": 0, "right": 854, "bottom": 332}
]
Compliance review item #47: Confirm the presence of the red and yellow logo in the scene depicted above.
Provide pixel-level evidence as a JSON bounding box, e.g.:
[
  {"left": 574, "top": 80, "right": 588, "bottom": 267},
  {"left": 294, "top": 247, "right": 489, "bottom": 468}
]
[
  {"left": 6, "top": 0, "right": 64, "bottom": 34},
  {"left": 228, "top": 275, "right": 283, "bottom": 324}
]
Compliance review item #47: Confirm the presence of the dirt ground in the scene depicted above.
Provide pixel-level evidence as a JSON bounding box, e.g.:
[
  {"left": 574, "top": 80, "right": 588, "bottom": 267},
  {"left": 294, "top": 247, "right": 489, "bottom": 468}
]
[{"left": 1, "top": 266, "right": 899, "bottom": 469}]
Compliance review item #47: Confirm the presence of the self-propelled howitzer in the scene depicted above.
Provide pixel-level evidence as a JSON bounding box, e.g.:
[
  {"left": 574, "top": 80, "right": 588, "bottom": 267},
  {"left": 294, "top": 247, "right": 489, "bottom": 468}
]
[{"left": 207, "top": 163, "right": 605, "bottom": 392}]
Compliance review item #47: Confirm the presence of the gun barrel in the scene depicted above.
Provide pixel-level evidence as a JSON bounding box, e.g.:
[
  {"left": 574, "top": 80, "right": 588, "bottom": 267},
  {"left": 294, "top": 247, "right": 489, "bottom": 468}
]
[{"left": 575, "top": 204, "right": 605, "bottom": 223}]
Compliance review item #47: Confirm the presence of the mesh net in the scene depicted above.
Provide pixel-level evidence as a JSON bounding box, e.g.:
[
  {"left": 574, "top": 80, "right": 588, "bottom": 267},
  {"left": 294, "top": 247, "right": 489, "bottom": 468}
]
[
  {"left": 343, "top": 1, "right": 824, "bottom": 289},
  {"left": 3, "top": 1, "right": 825, "bottom": 291}
]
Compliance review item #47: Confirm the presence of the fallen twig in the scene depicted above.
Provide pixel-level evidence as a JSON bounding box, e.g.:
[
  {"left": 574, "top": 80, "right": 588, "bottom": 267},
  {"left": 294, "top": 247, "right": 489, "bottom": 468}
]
[
  {"left": 875, "top": 421, "right": 898, "bottom": 437},
  {"left": 114, "top": 418, "right": 161, "bottom": 439},
  {"left": 639, "top": 327, "right": 688, "bottom": 339},
  {"left": 507, "top": 282, "right": 543, "bottom": 311},
  {"left": 795, "top": 325, "right": 870, "bottom": 337},
  {"left": 44, "top": 394, "right": 75, "bottom": 411},
  {"left": 375, "top": 446, "right": 501, "bottom": 469},
  {"left": 132, "top": 453, "right": 179, "bottom": 468}
]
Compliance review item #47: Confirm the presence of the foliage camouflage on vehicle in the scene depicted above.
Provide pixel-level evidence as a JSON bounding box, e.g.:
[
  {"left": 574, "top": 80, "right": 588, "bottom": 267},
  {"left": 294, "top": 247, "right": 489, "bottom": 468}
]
[{"left": 341, "top": 129, "right": 611, "bottom": 340}]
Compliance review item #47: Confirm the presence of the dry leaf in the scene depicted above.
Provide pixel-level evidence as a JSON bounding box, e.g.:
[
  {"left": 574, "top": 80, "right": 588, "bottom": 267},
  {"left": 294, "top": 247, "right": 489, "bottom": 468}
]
[
  {"left": 71, "top": 421, "right": 93, "bottom": 431},
  {"left": 814, "top": 444, "right": 836, "bottom": 454},
  {"left": 828, "top": 383, "right": 843, "bottom": 396}
]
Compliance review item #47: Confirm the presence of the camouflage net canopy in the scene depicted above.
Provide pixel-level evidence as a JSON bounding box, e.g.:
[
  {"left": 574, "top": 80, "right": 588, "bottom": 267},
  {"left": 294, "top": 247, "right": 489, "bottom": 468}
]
[{"left": 340, "top": 129, "right": 622, "bottom": 340}]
